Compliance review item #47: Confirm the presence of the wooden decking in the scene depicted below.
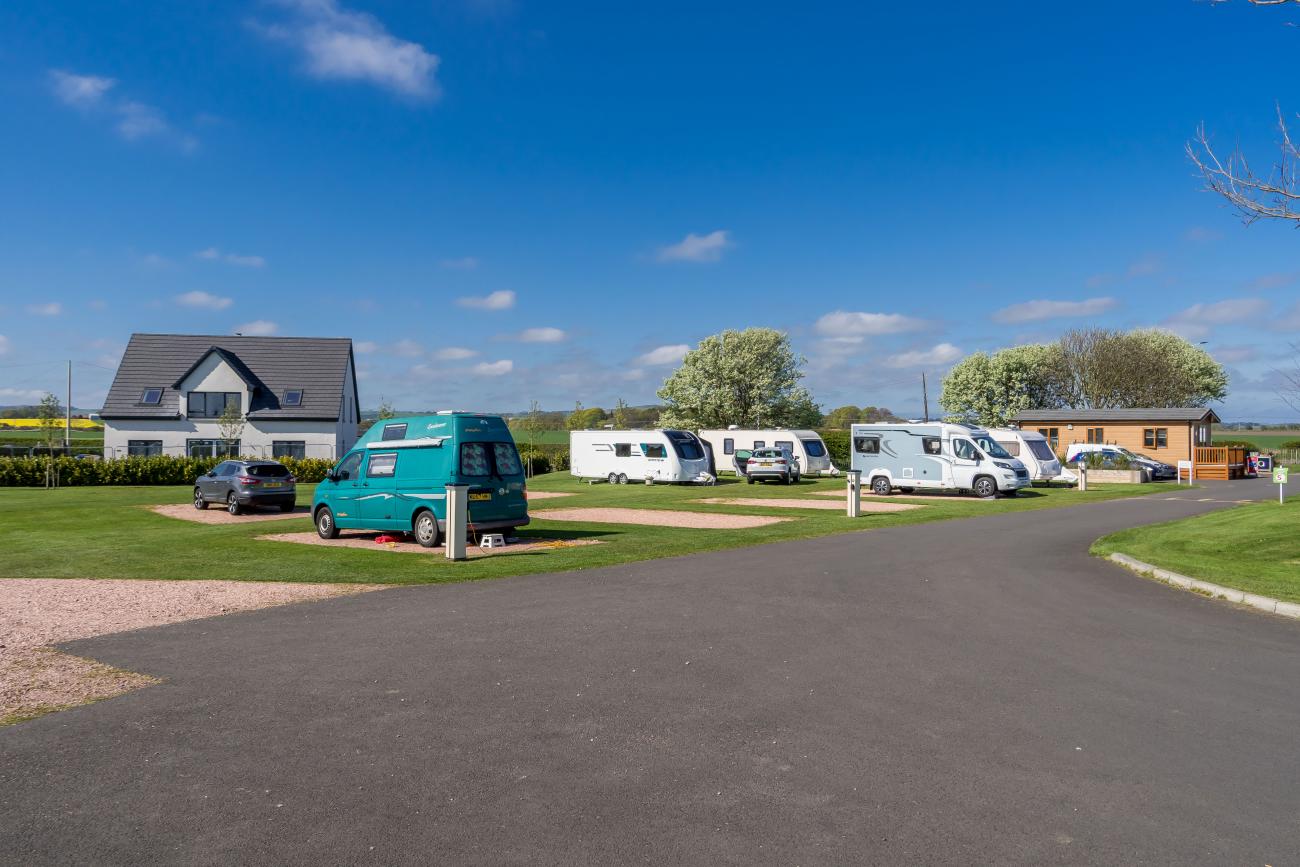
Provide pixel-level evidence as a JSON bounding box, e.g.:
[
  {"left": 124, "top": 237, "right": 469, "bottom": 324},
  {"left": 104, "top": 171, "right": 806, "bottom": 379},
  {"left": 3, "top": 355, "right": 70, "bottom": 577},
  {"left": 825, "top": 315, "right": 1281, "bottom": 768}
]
[{"left": 1193, "top": 447, "right": 1248, "bottom": 480}]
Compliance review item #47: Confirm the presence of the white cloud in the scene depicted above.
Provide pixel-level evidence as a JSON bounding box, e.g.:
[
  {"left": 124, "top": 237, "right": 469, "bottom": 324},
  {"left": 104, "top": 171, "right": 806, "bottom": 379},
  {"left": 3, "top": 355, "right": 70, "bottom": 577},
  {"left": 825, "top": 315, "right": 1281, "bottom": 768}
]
[
  {"left": 1212, "top": 345, "right": 1258, "bottom": 364},
  {"left": 253, "top": 0, "right": 441, "bottom": 99},
  {"left": 115, "top": 101, "right": 169, "bottom": 141},
  {"left": 196, "top": 248, "right": 266, "bottom": 268},
  {"left": 0, "top": 335, "right": 10, "bottom": 355},
  {"left": 0, "top": 387, "right": 48, "bottom": 403},
  {"left": 1168, "top": 298, "right": 1270, "bottom": 329},
  {"left": 49, "top": 70, "right": 115, "bottom": 108},
  {"left": 516, "top": 327, "right": 566, "bottom": 343},
  {"left": 393, "top": 339, "right": 425, "bottom": 358},
  {"left": 657, "top": 230, "right": 731, "bottom": 263},
  {"left": 992, "top": 297, "right": 1117, "bottom": 324},
  {"left": 814, "top": 310, "right": 930, "bottom": 342},
  {"left": 25, "top": 302, "right": 62, "bottom": 316},
  {"left": 440, "top": 256, "right": 478, "bottom": 270},
  {"left": 885, "top": 343, "right": 963, "bottom": 369},
  {"left": 354, "top": 340, "right": 378, "bottom": 353},
  {"left": 175, "top": 290, "right": 233, "bottom": 311},
  {"left": 434, "top": 346, "right": 477, "bottom": 360},
  {"left": 636, "top": 344, "right": 690, "bottom": 366},
  {"left": 233, "top": 320, "right": 278, "bottom": 336},
  {"left": 472, "top": 359, "right": 513, "bottom": 376},
  {"left": 1126, "top": 254, "right": 1162, "bottom": 278},
  {"left": 457, "top": 290, "right": 516, "bottom": 310}
]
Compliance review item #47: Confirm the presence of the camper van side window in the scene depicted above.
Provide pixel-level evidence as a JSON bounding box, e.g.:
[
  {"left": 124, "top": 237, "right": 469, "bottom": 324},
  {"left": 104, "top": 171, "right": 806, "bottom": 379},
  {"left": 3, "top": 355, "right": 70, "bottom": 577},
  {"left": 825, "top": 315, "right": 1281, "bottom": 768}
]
[
  {"left": 335, "top": 452, "right": 362, "bottom": 481},
  {"left": 723, "top": 438, "right": 734, "bottom": 455},
  {"left": 922, "top": 437, "right": 941, "bottom": 455},
  {"left": 614, "top": 443, "right": 633, "bottom": 458},
  {"left": 854, "top": 437, "right": 880, "bottom": 454},
  {"left": 460, "top": 442, "right": 491, "bottom": 476},
  {"left": 366, "top": 453, "right": 398, "bottom": 478},
  {"left": 643, "top": 443, "right": 667, "bottom": 459},
  {"left": 381, "top": 423, "right": 407, "bottom": 441},
  {"left": 492, "top": 442, "right": 523, "bottom": 476}
]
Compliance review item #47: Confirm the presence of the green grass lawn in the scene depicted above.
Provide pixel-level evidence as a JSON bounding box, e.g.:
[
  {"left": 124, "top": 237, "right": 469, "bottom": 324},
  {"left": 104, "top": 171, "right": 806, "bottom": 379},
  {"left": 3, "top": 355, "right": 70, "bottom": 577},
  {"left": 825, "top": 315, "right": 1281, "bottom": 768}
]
[
  {"left": 1212, "top": 431, "right": 1300, "bottom": 451},
  {"left": 508, "top": 429, "right": 570, "bottom": 445},
  {"left": 0, "top": 473, "right": 1174, "bottom": 586},
  {"left": 1093, "top": 498, "right": 1300, "bottom": 604}
]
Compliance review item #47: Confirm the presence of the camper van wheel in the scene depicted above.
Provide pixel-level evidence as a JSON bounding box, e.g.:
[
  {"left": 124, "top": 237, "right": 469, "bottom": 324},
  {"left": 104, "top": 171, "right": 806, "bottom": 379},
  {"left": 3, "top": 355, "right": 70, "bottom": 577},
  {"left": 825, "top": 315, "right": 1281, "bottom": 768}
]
[
  {"left": 607, "top": 473, "right": 619, "bottom": 485},
  {"left": 617, "top": 473, "right": 629, "bottom": 485},
  {"left": 973, "top": 476, "right": 997, "bottom": 499},
  {"left": 413, "top": 510, "right": 441, "bottom": 548},
  {"left": 315, "top": 506, "right": 339, "bottom": 539},
  {"left": 871, "top": 476, "right": 892, "bottom": 496}
]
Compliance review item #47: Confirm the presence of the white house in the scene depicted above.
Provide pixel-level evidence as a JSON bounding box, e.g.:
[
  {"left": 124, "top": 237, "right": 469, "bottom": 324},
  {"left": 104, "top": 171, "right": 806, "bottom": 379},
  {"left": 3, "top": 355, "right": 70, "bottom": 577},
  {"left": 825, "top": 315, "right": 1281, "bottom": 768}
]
[{"left": 101, "top": 333, "right": 359, "bottom": 460}]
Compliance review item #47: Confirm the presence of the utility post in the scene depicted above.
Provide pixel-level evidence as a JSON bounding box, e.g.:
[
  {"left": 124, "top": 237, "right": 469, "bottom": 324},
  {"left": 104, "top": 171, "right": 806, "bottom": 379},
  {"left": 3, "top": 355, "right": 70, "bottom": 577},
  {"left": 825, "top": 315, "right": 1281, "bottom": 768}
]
[
  {"left": 921, "top": 372, "right": 930, "bottom": 423},
  {"left": 65, "top": 360, "right": 72, "bottom": 448}
]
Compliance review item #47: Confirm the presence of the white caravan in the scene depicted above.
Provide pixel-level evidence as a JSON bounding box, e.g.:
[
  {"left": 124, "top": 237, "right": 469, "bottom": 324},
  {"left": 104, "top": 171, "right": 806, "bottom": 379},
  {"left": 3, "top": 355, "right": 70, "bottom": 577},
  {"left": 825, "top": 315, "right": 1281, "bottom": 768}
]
[
  {"left": 849, "top": 422, "right": 1030, "bottom": 498},
  {"left": 696, "top": 428, "right": 838, "bottom": 477},
  {"left": 569, "top": 429, "right": 713, "bottom": 484},
  {"left": 986, "top": 427, "right": 1062, "bottom": 484}
]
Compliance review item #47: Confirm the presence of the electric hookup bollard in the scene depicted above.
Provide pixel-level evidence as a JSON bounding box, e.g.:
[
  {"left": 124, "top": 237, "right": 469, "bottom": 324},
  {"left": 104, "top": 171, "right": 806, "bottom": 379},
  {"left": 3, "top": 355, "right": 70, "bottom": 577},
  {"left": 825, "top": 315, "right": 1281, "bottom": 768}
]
[
  {"left": 445, "top": 484, "right": 469, "bottom": 561},
  {"left": 846, "top": 470, "right": 862, "bottom": 518}
]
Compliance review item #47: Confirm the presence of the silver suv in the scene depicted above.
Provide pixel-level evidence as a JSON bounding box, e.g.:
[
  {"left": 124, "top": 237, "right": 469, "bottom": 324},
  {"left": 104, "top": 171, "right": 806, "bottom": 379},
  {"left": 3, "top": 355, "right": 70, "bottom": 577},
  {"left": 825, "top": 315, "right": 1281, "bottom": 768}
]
[
  {"left": 744, "top": 447, "right": 801, "bottom": 484},
  {"left": 194, "top": 460, "right": 297, "bottom": 514}
]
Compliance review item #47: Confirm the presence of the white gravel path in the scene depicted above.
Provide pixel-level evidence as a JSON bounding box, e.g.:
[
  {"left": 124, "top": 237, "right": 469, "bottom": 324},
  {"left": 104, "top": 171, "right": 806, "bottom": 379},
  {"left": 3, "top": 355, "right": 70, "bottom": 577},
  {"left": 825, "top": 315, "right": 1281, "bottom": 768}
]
[{"left": 530, "top": 507, "right": 789, "bottom": 529}]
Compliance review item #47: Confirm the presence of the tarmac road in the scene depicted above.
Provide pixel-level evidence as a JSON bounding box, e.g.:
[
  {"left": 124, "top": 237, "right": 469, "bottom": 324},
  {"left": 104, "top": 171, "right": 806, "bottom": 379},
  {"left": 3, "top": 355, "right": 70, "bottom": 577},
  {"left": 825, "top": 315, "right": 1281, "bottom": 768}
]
[{"left": 2, "top": 479, "right": 1298, "bottom": 865}]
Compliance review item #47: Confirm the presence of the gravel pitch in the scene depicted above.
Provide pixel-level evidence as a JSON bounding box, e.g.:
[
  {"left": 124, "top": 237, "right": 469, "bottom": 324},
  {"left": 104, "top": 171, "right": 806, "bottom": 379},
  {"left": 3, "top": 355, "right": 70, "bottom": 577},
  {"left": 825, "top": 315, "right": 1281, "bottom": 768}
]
[
  {"left": 258, "top": 531, "right": 602, "bottom": 556},
  {"left": 525, "top": 491, "right": 573, "bottom": 500},
  {"left": 150, "top": 504, "right": 312, "bottom": 524},
  {"left": 1, "top": 579, "right": 378, "bottom": 724},
  {"left": 809, "top": 489, "right": 992, "bottom": 502},
  {"left": 694, "top": 497, "right": 922, "bottom": 512},
  {"left": 530, "top": 507, "right": 789, "bottom": 528}
]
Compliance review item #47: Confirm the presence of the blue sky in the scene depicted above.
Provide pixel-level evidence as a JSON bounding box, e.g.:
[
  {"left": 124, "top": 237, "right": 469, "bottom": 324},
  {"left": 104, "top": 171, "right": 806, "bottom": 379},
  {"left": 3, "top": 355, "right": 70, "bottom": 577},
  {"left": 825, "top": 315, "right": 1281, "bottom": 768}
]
[{"left": 2, "top": 0, "right": 1299, "bottom": 420}]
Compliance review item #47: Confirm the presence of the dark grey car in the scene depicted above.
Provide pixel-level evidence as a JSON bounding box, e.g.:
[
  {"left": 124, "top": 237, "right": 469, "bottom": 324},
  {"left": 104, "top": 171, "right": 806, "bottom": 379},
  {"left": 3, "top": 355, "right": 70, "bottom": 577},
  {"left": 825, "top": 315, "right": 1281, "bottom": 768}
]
[{"left": 193, "top": 460, "right": 297, "bottom": 514}]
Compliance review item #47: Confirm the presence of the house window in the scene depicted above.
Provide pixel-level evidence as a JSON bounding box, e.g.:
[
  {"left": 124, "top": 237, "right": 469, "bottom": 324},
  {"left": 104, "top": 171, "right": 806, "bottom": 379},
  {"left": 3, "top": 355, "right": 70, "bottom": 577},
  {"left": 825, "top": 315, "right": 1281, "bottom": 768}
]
[
  {"left": 139, "top": 388, "right": 163, "bottom": 406},
  {"left": 283, "top": 389, "right": 304, "bottom": 407},
  {"left": 1197, "top": 425, "right": 1210, "bottom": 445},
  {"left": 854, "top": 436, "right": 881, "bottom": 454},
  {"left": 272, "top": 441, "right": 306, "bottom": 460},
  {"left": 643, "top": 443, "right": 667, "bottom": 459},
  {"left": 722, "top": 438, "right": 734, "bottom": 455},
  {"left": 127, "top": 440, "right": 162, "bottom": 456},
  {"left": 366, "top": 453, "right": 398, "bottom": 478},
  {"left": 1086, "top": 427, "right": 1105, "bottom": 444},
  {"left": 187, "top": 392, "right": 240, "bottom": 419},
  {"left": 381, "top": 423, "right": 408, "bottom": 441},
  {"left": 1143, "top": 428, "right": 1168, "bottom": 449},
  {"left": 186, "top": 438, "right": 240, "bottom": 458},
  {"left": 614, "top": 443, "right": 633, "bottom": 457}
]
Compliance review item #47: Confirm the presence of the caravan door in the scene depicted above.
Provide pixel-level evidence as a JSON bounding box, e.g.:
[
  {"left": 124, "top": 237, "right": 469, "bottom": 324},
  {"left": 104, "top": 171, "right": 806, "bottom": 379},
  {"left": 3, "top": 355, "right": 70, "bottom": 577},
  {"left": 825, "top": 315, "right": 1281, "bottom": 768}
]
[{"left": 950, "top": 437, "right": 982, "bottom": 489}]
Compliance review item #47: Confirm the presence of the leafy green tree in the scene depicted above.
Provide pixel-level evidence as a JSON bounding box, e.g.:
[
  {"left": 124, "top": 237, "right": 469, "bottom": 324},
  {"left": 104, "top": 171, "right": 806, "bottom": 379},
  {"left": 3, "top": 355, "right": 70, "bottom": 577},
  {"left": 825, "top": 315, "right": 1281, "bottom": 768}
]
[
  {"left": 940, "top": 346, "right": 1058, "bottom": 427},
  {"left": 823, "top": 405, "right": 862, "bottom": 429},
  {"left": 36, "top": 392, "right": 62, "bottom": 488},
  {"left": 657, "top": 328, "right": 817, "bottom": 429},
  {"left": 376, "top": 398, "right": 396, "bottom": 420},
  {"left": 217, "top": 399, "right": 245, "bottom": 455},
  {"left": 612, "top": 398, "right": 630, "bottom": 428}
]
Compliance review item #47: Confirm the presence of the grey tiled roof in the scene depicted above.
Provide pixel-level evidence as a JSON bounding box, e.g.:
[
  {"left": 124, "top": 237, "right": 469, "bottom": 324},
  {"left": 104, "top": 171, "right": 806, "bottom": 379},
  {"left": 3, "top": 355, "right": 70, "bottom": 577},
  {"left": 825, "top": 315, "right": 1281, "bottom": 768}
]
[
  {"left": 102, "top": 333, "right": 355, "bottom": 420},
  {"left": 1013, "top": 407, "right": 1220, "bottom": 423}
]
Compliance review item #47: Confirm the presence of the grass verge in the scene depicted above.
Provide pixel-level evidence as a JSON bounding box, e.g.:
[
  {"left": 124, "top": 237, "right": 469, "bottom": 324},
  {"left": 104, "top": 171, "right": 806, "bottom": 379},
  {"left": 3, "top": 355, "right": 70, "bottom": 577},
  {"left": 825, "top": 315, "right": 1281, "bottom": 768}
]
[
  {"left": 0, "top": 472, "right": 1174, "bottom": 586},
  {"left": 1092, "top": 498, "right": 1300, "bottom": 604}
]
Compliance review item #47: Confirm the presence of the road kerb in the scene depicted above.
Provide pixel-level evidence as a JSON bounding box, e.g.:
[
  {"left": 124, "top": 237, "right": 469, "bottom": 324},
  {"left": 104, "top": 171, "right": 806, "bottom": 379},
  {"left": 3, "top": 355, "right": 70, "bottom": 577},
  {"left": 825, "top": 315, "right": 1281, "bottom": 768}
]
[{"left": 1106, "top": 553, "right": 1297, "bottom": 620}]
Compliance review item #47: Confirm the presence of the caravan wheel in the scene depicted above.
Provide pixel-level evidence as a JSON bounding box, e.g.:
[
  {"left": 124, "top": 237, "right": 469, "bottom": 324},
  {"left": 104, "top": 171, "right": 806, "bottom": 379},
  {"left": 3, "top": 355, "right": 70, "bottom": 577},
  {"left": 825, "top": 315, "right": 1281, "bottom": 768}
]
[
  {"left": 607, "top": 473, "right": 618, "bottom": 485},
  {"left": 617, "top": 473, "right": 629, "bottom": 485}
]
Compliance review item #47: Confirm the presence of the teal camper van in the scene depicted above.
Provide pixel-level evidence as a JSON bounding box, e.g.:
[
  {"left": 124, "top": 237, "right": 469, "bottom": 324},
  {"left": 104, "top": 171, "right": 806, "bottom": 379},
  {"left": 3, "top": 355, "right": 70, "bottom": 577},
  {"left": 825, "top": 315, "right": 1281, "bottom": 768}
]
[{"left": 312, "top": 413, "right": 529, "bottom": 547}]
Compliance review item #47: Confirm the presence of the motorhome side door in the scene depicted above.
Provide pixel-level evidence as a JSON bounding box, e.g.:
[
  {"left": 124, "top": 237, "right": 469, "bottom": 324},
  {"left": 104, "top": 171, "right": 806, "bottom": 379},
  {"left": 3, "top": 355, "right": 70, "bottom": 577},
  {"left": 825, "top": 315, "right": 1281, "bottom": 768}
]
[{"left": 950, "top": 438, "right": 982, "bottom": 488}]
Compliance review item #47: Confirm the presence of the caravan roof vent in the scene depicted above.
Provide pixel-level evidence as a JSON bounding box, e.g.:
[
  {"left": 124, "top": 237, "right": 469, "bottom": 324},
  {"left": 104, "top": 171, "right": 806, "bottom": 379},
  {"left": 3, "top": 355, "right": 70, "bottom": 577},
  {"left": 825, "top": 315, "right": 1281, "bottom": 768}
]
[{"left": 727, "top": 425, "right": 739, "bottom": 430}]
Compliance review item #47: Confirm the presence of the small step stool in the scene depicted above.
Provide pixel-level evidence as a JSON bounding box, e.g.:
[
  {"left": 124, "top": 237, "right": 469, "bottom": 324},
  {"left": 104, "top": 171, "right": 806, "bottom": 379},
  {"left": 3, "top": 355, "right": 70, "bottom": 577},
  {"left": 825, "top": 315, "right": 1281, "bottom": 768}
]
[{"left": 479, "top": 533, "right": 507, "bottom": 549}]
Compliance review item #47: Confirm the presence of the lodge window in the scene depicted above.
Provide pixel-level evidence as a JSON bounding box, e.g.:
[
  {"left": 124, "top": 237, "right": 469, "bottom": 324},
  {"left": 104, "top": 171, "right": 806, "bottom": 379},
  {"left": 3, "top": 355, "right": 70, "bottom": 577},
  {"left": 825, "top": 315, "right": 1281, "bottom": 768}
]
[
  {"left": 187, "top": 392, "right": 240, "bottom": 419},
  {"left": 272, "top": 441, "right": 306, "bottom": 460},
  {"left": 127, "top": 440, "right": 162, "bottom": 456},
  {"left": 1086, "top": 427, "right": 1105, "bottom": 444},
  {"left": 1143, "top": 428, "right": 1168, "bottom": 449},
  {"left": 1038, "top": 427, "right": 1059, "bottom": 450}
]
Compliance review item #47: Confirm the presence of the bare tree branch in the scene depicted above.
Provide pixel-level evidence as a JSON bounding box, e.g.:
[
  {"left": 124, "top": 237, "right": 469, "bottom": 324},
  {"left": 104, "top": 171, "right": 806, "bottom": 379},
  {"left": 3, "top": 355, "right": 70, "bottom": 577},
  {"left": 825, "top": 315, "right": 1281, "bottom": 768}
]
[{"left": 1188, "top": 106, "right": 1300, "bottom": 224}]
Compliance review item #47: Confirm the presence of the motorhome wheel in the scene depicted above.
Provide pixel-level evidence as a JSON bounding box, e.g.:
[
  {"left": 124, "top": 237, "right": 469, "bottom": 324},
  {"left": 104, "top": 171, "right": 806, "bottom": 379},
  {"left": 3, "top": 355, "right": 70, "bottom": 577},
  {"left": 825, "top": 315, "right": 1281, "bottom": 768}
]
[
  {"left": 871, "top": 476, "right": 892, "bottom": 496},
  {"left": 973, "top": 476, "right": 997, "bottom": 498}
]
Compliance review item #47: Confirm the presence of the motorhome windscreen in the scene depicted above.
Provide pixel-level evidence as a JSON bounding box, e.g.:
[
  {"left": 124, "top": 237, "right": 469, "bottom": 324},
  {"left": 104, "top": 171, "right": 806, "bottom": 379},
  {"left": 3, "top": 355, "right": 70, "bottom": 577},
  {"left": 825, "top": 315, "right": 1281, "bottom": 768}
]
[
  {"left": 665, "top": 431, "right": 704, "bottom": 460},
  {"left": 1027, "top": 440, "right": 1056, "bottom": 461},
  {"left": 801, "top": 439, "right": 826, "bottom": 457},
  {"left": 973, "top": 436, "right": 1013, "bottom": 459}
]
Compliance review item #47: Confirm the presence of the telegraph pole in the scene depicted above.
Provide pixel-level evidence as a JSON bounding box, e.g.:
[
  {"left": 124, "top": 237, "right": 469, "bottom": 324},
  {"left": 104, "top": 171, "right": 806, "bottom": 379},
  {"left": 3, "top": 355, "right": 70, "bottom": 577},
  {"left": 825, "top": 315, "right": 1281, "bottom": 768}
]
[
  {"left": 921, "top": 372, "right": 930, "bottom": 423},
  {"left": 65, "top": 360, "right": 72, "bottom": 448}
]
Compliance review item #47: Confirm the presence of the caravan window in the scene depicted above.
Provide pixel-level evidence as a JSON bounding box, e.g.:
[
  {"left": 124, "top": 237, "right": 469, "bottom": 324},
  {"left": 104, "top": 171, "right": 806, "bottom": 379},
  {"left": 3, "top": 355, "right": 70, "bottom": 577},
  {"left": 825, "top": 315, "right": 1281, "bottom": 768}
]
[
  {"left": 614, "top": 443, "right": 633, "bottom": 457},
  {"left": 922, "top": 437, "right": 942, "bottom": 455},
  {"left": 381, "top": 423, "right": 408, "bottom": 441},
  {"left": 752, "top": 440, "right": 765, "bottom": 449},
  {"left": 666, "top": 431, "right": 704, "bottom": 460},
  {"left": 774, "top": 440, "right": 793, "bottom": 452},
  {"left": 723, "top": 438, "right": 734, "bottom": 455},
  {"left": 854, "top": 437, "right": 880, "bottom": 454},
  {"left": 801, "top": 439, "right": 826, "bottom": 458},
  {"left": 996, "top": 440, "right": 1020, "bottom": 456},
  {"left": 1027, "top": 439, "right": 1056, "bottom": 461},
  {"left": 643, "top": 443, "right": 667, "bottom": 459}
]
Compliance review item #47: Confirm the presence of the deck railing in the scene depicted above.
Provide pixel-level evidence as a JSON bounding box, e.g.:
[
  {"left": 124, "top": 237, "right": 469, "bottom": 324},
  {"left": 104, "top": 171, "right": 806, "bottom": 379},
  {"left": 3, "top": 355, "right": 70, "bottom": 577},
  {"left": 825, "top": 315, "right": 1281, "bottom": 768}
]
[{"left": 1194, "top": 446, "right": 1248, "bottom": 480}]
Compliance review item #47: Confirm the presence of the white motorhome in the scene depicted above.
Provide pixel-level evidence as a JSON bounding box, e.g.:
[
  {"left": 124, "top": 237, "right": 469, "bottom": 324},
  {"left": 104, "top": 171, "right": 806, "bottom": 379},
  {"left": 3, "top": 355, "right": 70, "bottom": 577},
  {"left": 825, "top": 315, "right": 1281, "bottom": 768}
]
[
  {"left": 849, "top": 422, "right": 1030, "bottom": 498},
  {"left": 986, "top": 427, "right": 1062, "bottom": 484},
  {"left": 696, "top": 428, "right": 838, "bottom": 477},
  {"left": 569, "top": 429, "right": 713, "bottom": 484}
]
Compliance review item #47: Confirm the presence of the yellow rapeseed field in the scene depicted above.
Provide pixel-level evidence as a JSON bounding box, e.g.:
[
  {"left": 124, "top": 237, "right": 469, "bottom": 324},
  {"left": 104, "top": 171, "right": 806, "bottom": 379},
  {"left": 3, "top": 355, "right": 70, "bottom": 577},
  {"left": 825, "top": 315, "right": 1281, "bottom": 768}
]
[{"left": 0, "top": 418, "right": 103, "bottom": 430}]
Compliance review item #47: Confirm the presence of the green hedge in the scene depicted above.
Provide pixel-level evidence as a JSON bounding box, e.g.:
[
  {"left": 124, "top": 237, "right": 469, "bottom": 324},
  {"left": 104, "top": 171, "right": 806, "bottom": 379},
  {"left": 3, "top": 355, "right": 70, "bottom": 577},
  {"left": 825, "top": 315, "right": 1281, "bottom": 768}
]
[
  {"left": 1280, "top": 440, "right": 1300, "bottom": 450},
  {"left": 817, "top": 429, "right": 851, "bottom": 470},
  {"left": 0, "top": 455, "right": 334, "bottom": 487}
]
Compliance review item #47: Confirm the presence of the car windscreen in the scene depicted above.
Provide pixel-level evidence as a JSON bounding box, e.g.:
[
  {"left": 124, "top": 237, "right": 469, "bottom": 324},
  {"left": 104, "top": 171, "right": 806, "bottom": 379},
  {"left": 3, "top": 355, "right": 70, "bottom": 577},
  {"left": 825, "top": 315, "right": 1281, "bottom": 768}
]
[
  {"left": 973, "top": 436, "right": 1013, "bottom": 459},
  {"left": 1027, "top": 440, "right": 1056, "bottom": 461},
  {"left": 665, "top": 431, "right": 704, "bottom": 460},
  {"left": 246, "top": 464, "right": 291, "bottom": 477},
  {"left": 801, "top": 439, "right": 826, "bottom": 457}
]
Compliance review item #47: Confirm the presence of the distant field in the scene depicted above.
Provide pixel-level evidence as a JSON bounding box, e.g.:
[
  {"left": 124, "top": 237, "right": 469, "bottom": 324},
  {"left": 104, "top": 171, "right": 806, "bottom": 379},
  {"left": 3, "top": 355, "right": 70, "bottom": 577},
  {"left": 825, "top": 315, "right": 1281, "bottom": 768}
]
[
  {"left": 507, "top": 428, "right": 570, "bottom": 445},
  {"left": 1213, "top": 431, "right": 1300, "bottom": 450},
  {"left": 0, "top": 429, "right": 102, "bottom": 441}
]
